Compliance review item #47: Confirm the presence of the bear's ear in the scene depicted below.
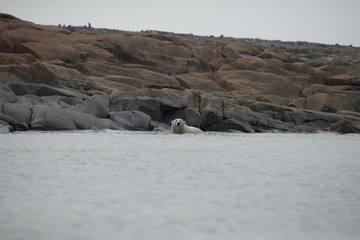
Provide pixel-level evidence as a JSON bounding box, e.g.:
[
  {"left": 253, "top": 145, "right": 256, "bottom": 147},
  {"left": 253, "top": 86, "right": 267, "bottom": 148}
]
[{"left": 171, "top": 120, "right": 174, "bottom": 124}]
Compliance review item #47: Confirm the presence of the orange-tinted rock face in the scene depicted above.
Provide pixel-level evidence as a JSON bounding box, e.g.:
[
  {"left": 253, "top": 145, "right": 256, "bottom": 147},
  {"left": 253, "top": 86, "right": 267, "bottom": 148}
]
[{"left": 1, "top": 13, "right": 360, "bottom": 133}]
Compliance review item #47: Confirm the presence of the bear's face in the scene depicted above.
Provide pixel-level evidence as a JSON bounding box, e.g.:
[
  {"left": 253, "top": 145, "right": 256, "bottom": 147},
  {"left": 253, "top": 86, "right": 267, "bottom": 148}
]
[{"left": 171, "top": 118, "right": 185, "bottom": 133}]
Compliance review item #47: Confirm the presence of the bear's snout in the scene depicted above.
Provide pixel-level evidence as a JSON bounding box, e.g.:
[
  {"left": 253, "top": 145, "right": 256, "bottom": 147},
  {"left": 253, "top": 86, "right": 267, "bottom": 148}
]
[{"left": 176, "top": 121, "right": 180, "bottom": 126}]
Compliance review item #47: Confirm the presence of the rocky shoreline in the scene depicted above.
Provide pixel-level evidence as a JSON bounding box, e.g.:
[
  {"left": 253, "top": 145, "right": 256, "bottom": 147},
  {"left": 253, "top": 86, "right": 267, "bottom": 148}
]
[{"left": 1, "top": 13, "right": 360, "bottom": 134}]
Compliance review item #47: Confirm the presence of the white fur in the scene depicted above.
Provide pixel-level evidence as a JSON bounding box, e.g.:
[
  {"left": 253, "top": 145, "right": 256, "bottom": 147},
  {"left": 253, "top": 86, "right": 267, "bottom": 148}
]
[{"left": 171, "top": 118, "right": 203, "bottom": 134}]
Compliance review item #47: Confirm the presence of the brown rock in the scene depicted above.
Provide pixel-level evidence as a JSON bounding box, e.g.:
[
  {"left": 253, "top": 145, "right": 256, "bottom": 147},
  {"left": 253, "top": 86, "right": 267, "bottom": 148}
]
[
  {"left": 306, "top": 93, "right": 332, "bottom": 112},
  {"left": 257, "top": 48, "right": 291, "bottom": 62},
  {"left": 209, "top": 40, "right": 260, "bottom": 56},
  {"left": 227, "top": 42, "right": 261, "bottom": 56},
  {"left": 0, "top": 53, "right": 36, "bottom": 64},
  {"left": 233, "top": 55, "right": 271, "bottom": 71},
  {"left": 89, "top": 76, "right": 138, "bottom": 93},
  {"left": 75, "top": 61, "right": 181, "bottom": 90},
  {"left": 0, "top": 36, "right": 13, "bottom": 52},
  {"left": 15, "top": 42, "right": 83, "bottom": 63},
  {"left": 324, "top": 74, "right": 359, "bottom": 86},
  {"left": 0, "top": 64, "right": 29, "bottom": 83},
  {"left": 306, "top": 92, "right": 359, "bottom": 113},
  {"left": 216, "top": 46, "right": 241, "bottom": 59},
  {"left": 213, "top": 70, "right": 303, "bottom": 98},
  {"left": 176, "top": 73, "right": 224, "bottom": 91},
  {"left": 26, "top": 62, "right": 106, "bottom": 95}
]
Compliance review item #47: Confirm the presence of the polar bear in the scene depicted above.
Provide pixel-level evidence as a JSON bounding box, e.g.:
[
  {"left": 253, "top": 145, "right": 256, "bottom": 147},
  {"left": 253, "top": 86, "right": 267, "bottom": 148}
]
[{"left": 171, "top": 118, "right": 203, "bottom": 134}]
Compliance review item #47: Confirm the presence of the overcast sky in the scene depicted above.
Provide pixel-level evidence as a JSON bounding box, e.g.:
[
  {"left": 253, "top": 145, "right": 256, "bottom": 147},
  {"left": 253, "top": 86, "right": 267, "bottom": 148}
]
[{"left": 2, "top": 0, "right": 360, "bottom": 46}]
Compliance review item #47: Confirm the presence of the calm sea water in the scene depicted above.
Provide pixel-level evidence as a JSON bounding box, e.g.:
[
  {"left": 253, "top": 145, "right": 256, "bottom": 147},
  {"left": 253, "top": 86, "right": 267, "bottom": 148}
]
[{"left": 0, "top": 131, "right": 359, "bottom": 240}]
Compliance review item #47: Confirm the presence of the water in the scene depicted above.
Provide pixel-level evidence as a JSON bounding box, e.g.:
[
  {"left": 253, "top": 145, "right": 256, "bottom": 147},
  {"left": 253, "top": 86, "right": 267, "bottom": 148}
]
[{"left": 0, "top": 131, "right": 359, "bottom": 240}]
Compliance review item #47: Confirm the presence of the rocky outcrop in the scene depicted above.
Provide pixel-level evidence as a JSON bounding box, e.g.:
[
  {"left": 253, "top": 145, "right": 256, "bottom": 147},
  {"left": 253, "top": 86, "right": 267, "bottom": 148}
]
[
  {"left": 1, "top": 13, "right": 360, "bottom": 133},
  {"left": 0, "top": 82, "right": 153, "bottom": 131}
]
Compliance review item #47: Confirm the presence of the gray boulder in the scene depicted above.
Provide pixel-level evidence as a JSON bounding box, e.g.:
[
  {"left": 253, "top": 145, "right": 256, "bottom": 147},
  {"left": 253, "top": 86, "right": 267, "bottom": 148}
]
[
  {"left": 0, "top": 120, "right": 13, "bottom": 133},
  {"left": 14, "top": 95, "right": 35, "bottom": 107},
  {"left": 199, "top": 96, "right": 255, "bottom": 132},
  {"left": 110, "top": 110, "right": 152, "bottom": 131},
  {"left": 71, "top": 99, "right": 109, "bottom": 118},
  {"left": 30, "top": 105, "right": 77, "bottom": 130},
  {"left": 0, "top": 112, "right": 29, "bottom": 131},
  {"left": 204, "top": 118, "right": 253, "bottom": 132},
  {"left": 69, "top": 110, "right": 118, "bottom": 130},
  {"left": 245, "top": 100, "right": 345, "bottom": 131},
  {"left": 30, "top": 105, "right": 119, "bottom": 130},
  {"left": 58, "top": 97, "right": 85, "bottom": 107},
  {"left": 109, "top": 89, "right": 185, "bottom": 122},
  {"left": 2, "top": 102, "right": 33, "bottom": 124},
  {"left": 199, "top": 95, "right": 224, "bottom": 129},
  {"left": 0, "top": 84, "right": 17, "bottom": 103},
  {"left": 91, "top": 94, "right": 110, "bottom": 108},
  {"left": 17, "top": 94, "right": 62, "bottom": 106}
]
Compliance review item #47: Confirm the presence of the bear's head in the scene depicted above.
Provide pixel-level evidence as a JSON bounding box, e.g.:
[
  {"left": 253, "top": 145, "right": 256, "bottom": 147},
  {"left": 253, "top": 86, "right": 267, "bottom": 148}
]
[{"left": 171, "top": 118, "right": 185, "bottom": 133}]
